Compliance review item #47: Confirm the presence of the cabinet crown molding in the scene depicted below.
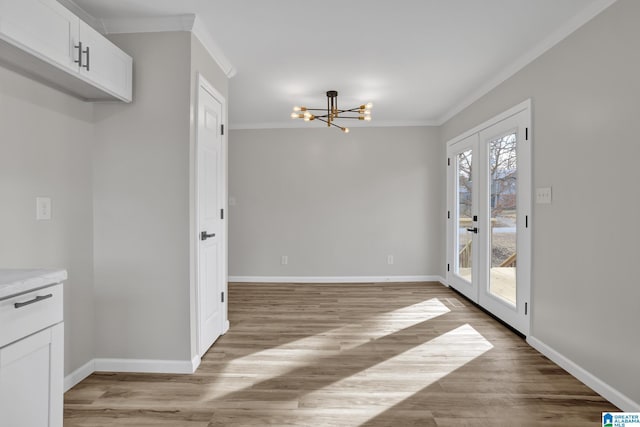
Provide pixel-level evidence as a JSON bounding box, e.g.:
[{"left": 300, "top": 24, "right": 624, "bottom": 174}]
[{"left": 100, "top": 14, "right": 236, "bottom": 78}]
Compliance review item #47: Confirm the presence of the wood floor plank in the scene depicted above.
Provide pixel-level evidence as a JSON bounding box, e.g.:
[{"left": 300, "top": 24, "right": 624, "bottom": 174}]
[{"left": 64, "top": 282, "right": 617, "bottom": 426}]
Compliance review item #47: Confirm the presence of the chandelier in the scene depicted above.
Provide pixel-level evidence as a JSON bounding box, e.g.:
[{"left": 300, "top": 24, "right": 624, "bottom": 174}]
[{"left": 290, "top": 90, "right": 373, "bottom": 133}]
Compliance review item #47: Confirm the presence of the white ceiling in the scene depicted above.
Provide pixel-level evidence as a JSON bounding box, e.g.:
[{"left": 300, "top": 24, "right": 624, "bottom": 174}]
[{"left": 71, "top": 0, "right": 615, "bottom": 129}]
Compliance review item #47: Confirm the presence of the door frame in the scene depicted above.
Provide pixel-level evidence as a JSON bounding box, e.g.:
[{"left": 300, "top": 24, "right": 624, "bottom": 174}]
[
  {"left": 445, "top": 99, "right": 532, "bottom": 336},
  {"left": 190, "top": 73, "right": 229, "bottom": 369}
]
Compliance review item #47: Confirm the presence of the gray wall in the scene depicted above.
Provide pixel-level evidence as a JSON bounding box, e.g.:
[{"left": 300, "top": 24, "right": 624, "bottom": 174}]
[
  {"left": 92, "top": 31, "right": 230, "bottom": 362},
  {"left": 228, "top": 127, "right": 444, "bottom": 278},
  {"left": 441, "top": 0, "right": 640, "bottom": 404},
  {"left": 93, "top": 32, "right": 192, "bottom": 360},
  {"left": 0, "top": 29, "right": 230, "bottom": 373},
  {"left": 0, "top": 66, "right": 95, "bottom": 374}
]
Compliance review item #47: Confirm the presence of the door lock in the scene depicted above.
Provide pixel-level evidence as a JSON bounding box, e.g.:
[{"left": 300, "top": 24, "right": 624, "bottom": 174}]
[
  {"left": 200, "top": 231, "right": 215, "bottom": 240},
  {"left": 466, "top": 227, "right": 478, "bottom": 234}
]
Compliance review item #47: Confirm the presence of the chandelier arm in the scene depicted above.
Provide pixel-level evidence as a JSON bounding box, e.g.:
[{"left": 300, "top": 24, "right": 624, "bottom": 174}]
[
  {"left": 300, "top": 108, "right": 363, "bottom": 112},
  {"left": 315, "top": 117, "right": 347, "bottom": 131}
]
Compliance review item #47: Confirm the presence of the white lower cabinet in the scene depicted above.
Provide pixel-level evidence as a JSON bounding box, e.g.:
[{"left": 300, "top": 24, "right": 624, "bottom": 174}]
[
  {"left": 0, "top": 324, "right": 63, "bottom": 427},
  {"left": 0, "top": 276, "right": 65, "bottom": 427}
]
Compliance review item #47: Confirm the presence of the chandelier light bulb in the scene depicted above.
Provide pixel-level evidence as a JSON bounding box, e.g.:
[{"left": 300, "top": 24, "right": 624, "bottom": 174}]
[
  {"left": 364, "top": 116, "right": 372, "bottom": 121},
  {"left": 293, "top": 106, "right": 301, "bottom": 112},
  {"left": 366, "top": 102, "right": 373, "bottom": 109},
  {"left": 291, "top": 112, "right": 298, "bottom": 118},
  {"left": 342, "top": 127, "right": 350, "bottom": 133}
]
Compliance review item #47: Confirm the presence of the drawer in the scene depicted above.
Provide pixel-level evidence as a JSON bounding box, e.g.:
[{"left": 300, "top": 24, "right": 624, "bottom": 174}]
[{"left": 0, "top": 283, "right": 63, "bottom": 348}]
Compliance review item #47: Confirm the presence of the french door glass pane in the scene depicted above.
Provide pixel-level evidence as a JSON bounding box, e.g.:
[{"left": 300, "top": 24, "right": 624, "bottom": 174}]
[
  {"left": 489, "top": 132, "right": 517, "bottom": 305},
  {"left": 457, "top": 149, "right": 473, "bottom": 283}
]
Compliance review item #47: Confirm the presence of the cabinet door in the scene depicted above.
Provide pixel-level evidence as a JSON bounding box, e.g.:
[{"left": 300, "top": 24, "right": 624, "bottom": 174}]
[
  {"left": 0, "top": 323, "right": 64, "bottom": 427},
  {"left": 0, "top": 0, "right": 79, "bottom": 73},
  {"left": 79, "top": 21, "right": 133, "bottom": 102}
]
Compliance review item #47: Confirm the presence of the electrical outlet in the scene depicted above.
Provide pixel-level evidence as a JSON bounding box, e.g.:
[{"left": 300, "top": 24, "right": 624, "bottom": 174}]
[
  {"left": 387, "top": 255, "right": 394, "bottom": 265},
  {"left": 281, "top": 255, "right": 288, "bottom": 265},
  {"left": 36, "top": 197, "right": 51, "bottom": 220},
  {"left": 536, "top": 187, "right": 552, "bottom": 204}
]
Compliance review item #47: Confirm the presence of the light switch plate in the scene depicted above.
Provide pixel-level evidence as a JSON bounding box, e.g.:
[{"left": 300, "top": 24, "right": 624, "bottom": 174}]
[
  {"left": 36, "top": 197, "right": 52, "bottom": 220},
  {"left": 535, "top": 187, "right": 552, "bottom": 204}
]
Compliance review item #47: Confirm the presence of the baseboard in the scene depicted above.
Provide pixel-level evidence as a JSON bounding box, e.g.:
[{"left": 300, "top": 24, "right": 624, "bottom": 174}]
[
  {"left": 229, "top": 275, "right": 445, "bottom": 284},
  {"left": 527, "top": 336, "right": 640, "bottom": 411},
  {"left": 93, "top": 358, "right": 197, "bottom": 374},
  {"left": 64, "top": 356, "right": 201, "bottom": 392},
  {"left": 190, "top": 354, "right": 201, "bottom": 373},
  {"left": 64, "top": 359, "right": 95, "bottom": 392}
]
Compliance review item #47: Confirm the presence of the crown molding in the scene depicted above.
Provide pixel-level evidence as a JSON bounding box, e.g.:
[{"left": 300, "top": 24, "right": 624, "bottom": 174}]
[
  {"left": 101, "top": 14, "right": 195, "bottom": 34},
  {"left": 229, "top": 119, "right": 438, "bottom": 131},
  {"left": 56, "top": 0, "right": 105, "bottom": 32},
  {"left": 99, "top": 14, "right": 236, "bottom": 78},
  {"left": 191, "top": 16, "right": 236, "bottom": 78},
  {"left": 436, "top": 0, "right": 618, "bottom": 125}
]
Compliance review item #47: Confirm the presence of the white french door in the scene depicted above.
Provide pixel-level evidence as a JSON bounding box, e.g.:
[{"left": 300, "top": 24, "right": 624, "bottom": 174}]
[
  {"left": 447, "top": 101, "right": 531, "bottom": 335},
  {"left": 447, "top": 133, "right": 479, "bottom": 302}
]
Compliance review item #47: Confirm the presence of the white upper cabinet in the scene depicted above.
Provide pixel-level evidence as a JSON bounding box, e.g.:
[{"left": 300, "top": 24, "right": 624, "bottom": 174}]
[
  {"left": 78, "top": 21, "right": 132, "bottom": 102},
  {"left": 0, "top": 0, "right": 132, "bottom": 102},
  {"left": 0, "top": 0, "right": 79, "bottom": 72}
]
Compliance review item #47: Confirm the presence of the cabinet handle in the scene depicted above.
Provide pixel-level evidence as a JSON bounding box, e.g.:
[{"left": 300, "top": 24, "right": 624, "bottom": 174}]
[
  {"left": 74, "top": 42, "right": 83, "bottom": 67},
  {"left": 14, "top": 294, "right": 53, "bottom": 309},
  {"left": 83, "top": 45, "right": 90, "bottom": 71}
]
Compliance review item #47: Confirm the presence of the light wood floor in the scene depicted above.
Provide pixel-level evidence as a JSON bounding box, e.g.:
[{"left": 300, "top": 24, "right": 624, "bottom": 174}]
[{"left": 64, "top": 282, "right": 617, "bottom": 426}]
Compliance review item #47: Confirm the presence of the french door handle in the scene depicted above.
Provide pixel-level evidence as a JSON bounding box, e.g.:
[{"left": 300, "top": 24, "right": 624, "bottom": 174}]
[
  {"left": 466, "top": 227, "right": 478, "bottom": 234},
  {"left": 200, "top": 231, "right": 215, "bottom": 241}
]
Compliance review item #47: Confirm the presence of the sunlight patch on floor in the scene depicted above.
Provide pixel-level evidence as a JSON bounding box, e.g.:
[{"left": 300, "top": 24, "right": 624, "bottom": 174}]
[
  {"left": 228, "top": 297, "right": 449, "bottom": 363},
  {"left": 300, "top": 324, "right": 494, "bottom": 425},
  {"left": 202, "top": 298, "right": 451, "bottom": 400}
]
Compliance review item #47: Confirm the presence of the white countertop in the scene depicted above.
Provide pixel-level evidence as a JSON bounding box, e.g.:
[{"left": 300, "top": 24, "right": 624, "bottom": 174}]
[{"left": 0, "top": 269, "right": 67, "bottom": 299}]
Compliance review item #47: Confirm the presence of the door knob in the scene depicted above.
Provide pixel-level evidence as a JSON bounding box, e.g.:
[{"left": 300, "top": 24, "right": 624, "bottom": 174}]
[
  {"left": 466, "top": 227, "right": 478, "bottom": 234},
  {"left": 200, "top": 231, "right": 215, "bottom": 240}
]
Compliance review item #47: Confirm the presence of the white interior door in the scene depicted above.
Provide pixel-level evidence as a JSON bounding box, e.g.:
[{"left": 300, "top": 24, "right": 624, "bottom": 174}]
[
  {"left": 197, "top": 79, "right": 225, "bottom": 356},
  {"left": 447, "top": 102, "right": 531, "bottom": 335}
]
